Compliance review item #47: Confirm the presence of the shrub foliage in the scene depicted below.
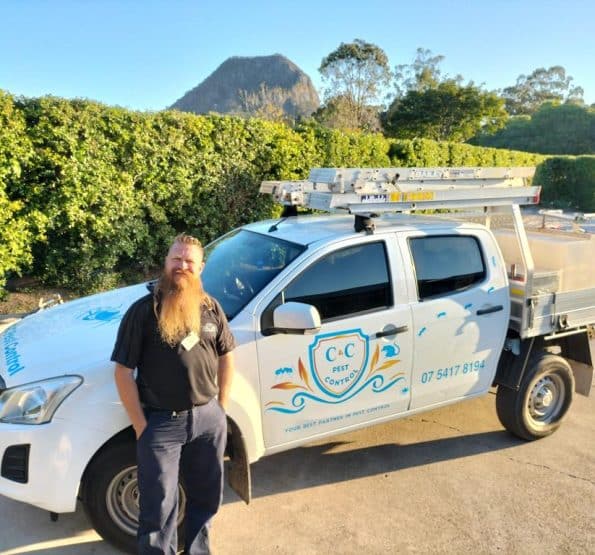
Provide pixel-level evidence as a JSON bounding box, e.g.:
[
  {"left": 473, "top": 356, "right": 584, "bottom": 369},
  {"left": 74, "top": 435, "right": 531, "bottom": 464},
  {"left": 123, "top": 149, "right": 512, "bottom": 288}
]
[
  {"left": 1, "top": 92, "right": 586, "bottom": 294},
  {"left": 0, "top": 92, "right": 45, "bottom": 292},
  {"left": 536, "top": 156, "right": 595, "bottom": 211}
]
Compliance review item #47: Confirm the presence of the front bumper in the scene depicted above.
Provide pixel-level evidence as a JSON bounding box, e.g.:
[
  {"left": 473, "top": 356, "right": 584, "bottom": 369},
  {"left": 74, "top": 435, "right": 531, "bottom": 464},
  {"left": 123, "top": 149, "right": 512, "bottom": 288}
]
[{"left": 0, "top": 417, "right": 113, "bottom": 513}]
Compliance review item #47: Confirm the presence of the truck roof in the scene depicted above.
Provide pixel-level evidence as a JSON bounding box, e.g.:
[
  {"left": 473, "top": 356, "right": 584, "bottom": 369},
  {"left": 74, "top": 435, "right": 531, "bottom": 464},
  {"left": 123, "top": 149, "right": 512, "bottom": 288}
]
[{"left": 242, "top": 213, "right": 484, "bottom": 247}]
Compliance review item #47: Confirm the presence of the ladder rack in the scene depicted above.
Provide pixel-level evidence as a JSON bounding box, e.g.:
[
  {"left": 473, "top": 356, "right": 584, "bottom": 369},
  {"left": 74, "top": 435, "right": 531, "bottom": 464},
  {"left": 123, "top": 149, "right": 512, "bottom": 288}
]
[{"left": 260, "top": 166, "right": 540, "bottom": 214}]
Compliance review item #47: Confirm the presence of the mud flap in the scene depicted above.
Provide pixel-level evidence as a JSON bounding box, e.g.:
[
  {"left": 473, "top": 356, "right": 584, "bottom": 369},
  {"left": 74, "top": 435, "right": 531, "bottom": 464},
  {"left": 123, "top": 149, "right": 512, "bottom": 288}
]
[
  {"left": 226, "top": 418, "right": 251, "bottom": 504},
  {"left": 568, "top": 359, "right": 594, "bottom": 396},
  {"left": 565, "top": 330, "right": 594, "bottom": 396},
  {"left": 495, "top": 337, "right": 539, "bottom": 390}
]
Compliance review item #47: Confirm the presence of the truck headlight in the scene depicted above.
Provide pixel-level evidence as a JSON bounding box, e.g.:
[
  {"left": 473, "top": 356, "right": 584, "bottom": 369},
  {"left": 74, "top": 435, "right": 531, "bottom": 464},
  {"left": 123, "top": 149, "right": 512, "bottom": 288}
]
[{"left": 0, "top": 376, "right": 83, "bottom": 424}]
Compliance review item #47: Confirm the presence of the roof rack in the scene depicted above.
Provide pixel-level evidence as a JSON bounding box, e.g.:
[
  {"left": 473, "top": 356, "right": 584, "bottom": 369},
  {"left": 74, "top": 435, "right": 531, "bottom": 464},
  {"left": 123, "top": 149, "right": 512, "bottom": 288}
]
[{"left": 260, "top": 167, "right": 539, "bottom": 215}]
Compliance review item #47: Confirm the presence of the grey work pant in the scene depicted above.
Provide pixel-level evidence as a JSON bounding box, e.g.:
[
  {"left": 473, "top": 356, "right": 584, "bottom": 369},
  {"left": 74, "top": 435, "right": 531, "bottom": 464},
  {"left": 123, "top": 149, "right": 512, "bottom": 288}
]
[{"left": 136, "top": 398, "right": 227, "bottom": 555}]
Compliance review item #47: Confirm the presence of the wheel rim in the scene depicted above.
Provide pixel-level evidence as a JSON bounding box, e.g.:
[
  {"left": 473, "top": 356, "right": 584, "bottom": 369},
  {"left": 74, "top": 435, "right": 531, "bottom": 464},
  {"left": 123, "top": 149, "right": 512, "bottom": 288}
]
[
  {"left": 527, "top": 373, "right": 565, "bottom": 427},
  {"left": 105, "top": 465, "right": 187, "bottom": 536}
]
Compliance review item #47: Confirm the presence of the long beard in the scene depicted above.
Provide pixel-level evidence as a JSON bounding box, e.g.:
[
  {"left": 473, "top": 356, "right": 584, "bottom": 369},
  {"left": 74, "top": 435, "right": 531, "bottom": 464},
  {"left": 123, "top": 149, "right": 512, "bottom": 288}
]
[{"left": 155, "top": 271, "right": 207, "bottom": 347}]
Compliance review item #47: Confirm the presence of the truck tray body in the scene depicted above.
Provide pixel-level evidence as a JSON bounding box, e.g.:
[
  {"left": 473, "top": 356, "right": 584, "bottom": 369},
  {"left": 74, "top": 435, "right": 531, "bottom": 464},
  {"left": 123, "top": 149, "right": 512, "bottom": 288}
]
[
  {"left": 509, "top": 284, "right": 595, "bottom": 337},
  {"left": 490, "top": 215, "right": 595, "bottom": 338}
]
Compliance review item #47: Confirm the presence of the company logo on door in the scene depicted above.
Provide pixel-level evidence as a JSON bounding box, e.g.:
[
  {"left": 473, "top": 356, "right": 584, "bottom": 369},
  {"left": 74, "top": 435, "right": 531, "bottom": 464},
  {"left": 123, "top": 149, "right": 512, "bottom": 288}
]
[
  {"left": 309, "top": 330, "right": 368, "bottom": 397},
  {"left": 266, "top": 328, "right": 407, "bottom": 414}
]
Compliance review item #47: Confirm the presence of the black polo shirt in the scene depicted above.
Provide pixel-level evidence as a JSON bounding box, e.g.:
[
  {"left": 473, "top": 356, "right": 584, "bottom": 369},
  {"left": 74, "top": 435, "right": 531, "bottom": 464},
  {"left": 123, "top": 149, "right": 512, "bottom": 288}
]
[{"left": 111, "top": 290, "right": 235, "bottom": 410}]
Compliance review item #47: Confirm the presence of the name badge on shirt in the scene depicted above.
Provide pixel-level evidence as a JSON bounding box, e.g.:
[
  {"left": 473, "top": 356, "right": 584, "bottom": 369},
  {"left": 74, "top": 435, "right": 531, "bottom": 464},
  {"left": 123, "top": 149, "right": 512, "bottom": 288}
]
[{"left": 181, "top": 331, "right": 199, "bottom": 351}]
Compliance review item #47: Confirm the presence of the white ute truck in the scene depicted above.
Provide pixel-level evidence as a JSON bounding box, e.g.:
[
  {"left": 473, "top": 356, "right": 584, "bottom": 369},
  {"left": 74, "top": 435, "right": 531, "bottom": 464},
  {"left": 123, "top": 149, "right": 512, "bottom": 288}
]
[{"left": 0, "top": 167, "right": 593, "bottom": 552}]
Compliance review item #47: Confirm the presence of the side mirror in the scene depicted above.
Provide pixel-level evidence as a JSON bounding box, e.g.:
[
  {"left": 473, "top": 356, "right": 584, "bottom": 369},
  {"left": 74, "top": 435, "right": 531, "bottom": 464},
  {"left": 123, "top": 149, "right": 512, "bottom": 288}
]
[{"left": 272, "top": 302, "right": 321, "bottom": 334}]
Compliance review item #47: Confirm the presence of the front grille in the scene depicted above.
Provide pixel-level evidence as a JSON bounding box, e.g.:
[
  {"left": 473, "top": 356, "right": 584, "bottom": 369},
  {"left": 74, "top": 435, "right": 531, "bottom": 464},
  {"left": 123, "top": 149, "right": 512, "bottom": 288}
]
[{"left": 1, "top": 444, "right": 30, "bottom": 483}]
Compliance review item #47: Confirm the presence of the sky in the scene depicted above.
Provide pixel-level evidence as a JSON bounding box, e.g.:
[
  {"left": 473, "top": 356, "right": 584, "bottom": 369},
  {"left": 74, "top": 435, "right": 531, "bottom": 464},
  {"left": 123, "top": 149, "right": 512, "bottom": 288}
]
[{"left": 1, "top": 0, "right": 594, "bottom": 111}]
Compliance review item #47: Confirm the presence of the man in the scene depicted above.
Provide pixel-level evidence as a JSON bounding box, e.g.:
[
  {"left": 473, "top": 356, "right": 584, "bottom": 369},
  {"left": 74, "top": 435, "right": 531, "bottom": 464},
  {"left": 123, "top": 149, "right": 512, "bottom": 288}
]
[{"left": 112, "top": 233, "right": 235, "bottom": 555}]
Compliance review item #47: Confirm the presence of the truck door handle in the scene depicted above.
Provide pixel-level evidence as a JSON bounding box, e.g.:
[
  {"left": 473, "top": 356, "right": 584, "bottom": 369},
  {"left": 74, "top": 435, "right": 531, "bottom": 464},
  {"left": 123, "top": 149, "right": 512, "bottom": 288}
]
[
  {"left": 476, "top": 305, "right": 503, "bottom": 316},
  {"left": 376, "top": 325, "right": 409, "bottom": 338}
]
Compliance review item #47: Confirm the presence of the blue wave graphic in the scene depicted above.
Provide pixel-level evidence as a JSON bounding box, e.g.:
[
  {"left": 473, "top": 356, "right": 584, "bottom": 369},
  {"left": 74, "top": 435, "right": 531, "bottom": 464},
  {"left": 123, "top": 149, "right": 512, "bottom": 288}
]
[{"left": 267, "top": 374, "right": 406, "bottom": 414}]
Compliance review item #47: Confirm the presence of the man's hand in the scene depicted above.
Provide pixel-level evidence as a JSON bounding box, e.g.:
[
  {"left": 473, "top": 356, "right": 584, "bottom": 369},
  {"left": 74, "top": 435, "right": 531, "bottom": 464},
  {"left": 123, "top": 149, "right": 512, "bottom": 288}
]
[{"left": 134, "top": 421, "right": 148, "bottom": 440}]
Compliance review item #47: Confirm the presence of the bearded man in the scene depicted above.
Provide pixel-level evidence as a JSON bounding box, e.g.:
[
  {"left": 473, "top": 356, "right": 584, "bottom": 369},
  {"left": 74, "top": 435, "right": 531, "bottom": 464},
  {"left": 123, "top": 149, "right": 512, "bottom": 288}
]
[{"left": 112, "top": 233, "right": 235, "bottom": 555}]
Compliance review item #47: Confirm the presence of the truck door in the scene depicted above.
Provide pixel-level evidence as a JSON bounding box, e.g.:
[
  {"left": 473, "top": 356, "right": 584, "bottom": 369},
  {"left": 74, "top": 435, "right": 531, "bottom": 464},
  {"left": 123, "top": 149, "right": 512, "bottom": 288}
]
[
  {"left": 256, "top": 237, "right": 413, "bottom": 449},
  {"left": 401, "top": 230, "right": 510, "bottom": 409}
]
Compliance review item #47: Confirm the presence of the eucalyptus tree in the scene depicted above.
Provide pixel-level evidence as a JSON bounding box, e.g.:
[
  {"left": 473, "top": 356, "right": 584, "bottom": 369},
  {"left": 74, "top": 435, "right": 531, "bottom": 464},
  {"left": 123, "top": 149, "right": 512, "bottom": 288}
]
[{"left": 317, "top": 39, "right": 391, "bottom": 130}]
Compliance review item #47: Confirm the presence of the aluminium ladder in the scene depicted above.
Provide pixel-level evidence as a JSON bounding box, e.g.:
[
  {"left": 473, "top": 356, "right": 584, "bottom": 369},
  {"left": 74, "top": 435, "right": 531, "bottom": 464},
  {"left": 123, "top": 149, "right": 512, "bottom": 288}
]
[{"left": 259, "top": 167, "right": 539, "bottom": 215}]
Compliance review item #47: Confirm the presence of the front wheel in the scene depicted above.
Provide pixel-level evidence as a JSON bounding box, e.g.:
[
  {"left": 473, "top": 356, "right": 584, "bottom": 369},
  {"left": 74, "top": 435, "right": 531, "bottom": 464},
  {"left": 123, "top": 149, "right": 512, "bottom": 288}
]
[
  {"left": 496, "top": 354, "right": 574, "bottom": 441},
  {"left": 81, "top": 438, "right": 186, "bottom": 554}
]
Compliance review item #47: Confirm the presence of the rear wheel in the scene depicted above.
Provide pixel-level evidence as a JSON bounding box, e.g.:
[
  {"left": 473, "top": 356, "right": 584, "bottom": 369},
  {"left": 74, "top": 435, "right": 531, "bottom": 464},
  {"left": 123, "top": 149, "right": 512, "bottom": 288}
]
[
  {"left": 81, "top": 438, "right": 186, "bottom": 554},
  {"left": 496, "top": 354, "right": 574, "bottom": 440}
]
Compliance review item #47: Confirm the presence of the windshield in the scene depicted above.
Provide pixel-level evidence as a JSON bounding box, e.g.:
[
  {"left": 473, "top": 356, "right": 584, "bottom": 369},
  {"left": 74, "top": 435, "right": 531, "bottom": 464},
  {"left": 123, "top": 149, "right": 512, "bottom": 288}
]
[{"left": 202, "top": 229, "right": 305, "bottom": 320}]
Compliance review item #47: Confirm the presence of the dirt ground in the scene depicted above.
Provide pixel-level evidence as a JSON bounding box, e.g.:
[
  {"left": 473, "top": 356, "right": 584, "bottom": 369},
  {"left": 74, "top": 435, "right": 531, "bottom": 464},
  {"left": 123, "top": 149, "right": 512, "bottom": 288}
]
[{"left": 0, "top": 287, "right": 75, "bottom": 316}]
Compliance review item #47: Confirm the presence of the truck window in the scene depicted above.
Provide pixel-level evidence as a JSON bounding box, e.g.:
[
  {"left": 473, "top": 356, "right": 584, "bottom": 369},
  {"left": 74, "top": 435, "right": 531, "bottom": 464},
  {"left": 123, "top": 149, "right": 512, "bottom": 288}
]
[
  {"left": 281, "top": 242, "right": 392, "bottom": 321},
  {"left": 409, "top": 235, "right": 486, "bottom": 300},
  {"left": 202, "top": 230, "right": 305, "bottom": 319}
]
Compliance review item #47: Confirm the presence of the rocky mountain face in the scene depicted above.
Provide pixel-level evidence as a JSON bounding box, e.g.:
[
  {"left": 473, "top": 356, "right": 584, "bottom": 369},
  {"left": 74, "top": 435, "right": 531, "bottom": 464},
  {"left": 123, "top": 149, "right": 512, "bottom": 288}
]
[{"left": 170, "top": 54, "right": 320, "bottom": 118}]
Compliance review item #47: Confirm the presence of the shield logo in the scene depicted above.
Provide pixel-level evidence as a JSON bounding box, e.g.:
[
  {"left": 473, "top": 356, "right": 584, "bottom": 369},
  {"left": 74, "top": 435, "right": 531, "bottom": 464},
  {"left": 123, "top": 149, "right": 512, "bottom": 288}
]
[{"left": 308, "top": 329, "right": 369, "bottom": 398}]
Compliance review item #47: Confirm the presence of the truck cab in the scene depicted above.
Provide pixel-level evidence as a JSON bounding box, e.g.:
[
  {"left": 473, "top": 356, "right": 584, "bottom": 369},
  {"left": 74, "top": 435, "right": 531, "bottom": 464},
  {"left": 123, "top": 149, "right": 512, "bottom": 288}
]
[{"left": 223, "top": 213, "right": 509, "bottom": 457}]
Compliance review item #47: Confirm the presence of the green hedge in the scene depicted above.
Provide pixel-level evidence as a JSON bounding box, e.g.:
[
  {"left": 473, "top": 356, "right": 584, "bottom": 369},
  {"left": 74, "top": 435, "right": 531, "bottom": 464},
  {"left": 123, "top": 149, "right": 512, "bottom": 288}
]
[
  {"left": 0, "top": 92, "right": 45, "bottom": 293},
  {"left": 536, "top": 156, "right": 595, "bottom": 211},
  {"left": 0, "top": 92, "right": 576, "bottom": 294},
  {"left": 388, "top": 138, "right": 543, "bottom": 167}
]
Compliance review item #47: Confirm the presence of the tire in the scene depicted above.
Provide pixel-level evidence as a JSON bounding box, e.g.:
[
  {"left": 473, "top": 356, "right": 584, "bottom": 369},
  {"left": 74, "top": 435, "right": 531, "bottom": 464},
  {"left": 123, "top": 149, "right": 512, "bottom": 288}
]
[
  {"left": 496, "top": 353, "right": 574, "bottom": 441},
  {"left": 81, "top": 437, "right": 186, "bottom": 554}
]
